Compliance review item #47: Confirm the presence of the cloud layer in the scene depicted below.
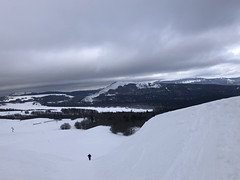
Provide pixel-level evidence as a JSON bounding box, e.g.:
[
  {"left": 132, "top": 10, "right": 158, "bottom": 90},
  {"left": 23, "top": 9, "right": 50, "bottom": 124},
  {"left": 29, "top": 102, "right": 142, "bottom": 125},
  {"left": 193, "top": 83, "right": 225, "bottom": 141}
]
[{"left": 0, "top": 0, "right": 240, "bottom": 91}]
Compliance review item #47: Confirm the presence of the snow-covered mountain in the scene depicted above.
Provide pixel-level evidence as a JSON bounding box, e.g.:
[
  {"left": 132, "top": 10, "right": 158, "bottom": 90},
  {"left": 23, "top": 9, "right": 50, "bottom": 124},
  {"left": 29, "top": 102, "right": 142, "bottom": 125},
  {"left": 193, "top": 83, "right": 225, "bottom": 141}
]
[
  {"left": 1, "top": 77, "right": 240, "bottom": 110},
  {"left": 161, "top": 77, "right": 240, "bottom": 85},
  {"left": 82, "top": 81, "right": 161, "bottom": 103},
  {"left": 80, "top": 82, "right": 240, "bottom": 113},
  {"left": 82, "top": 78, "right": 240, "bottom": 104},
  {"left": 1, "top": 96, "right": 240, "bottom": 180}
]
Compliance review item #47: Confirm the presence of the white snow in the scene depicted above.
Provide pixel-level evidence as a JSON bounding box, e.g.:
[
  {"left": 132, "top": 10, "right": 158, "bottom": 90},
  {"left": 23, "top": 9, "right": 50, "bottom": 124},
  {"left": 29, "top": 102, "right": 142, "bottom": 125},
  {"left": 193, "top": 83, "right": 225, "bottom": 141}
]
[
  {"left": 226, "top": 78, "right": 235, "bottom": 84},
  {"left": 0, "top": 102, "right": 54, "bottom": 110},
  {"left": 0, "top": 118, "right": 127, "bottom": 180},
  {"left": 83, "top": 81, "right": 132, "bottom": 102},
  {"left": 94, "top": 96, "right": 240, "bottom": 180},
  {"left": 1, "top": 96, "right": 240, "bottom": 180},
  {"left": 136, "top": 81, "right": 162, "bottom": 89},
  {"left": 0, "top": 102, "right": 152, "bottom": 113},
  {"left": 0, "top": 111, "right": 26, "bottom": 116},
  {"left": 3, "top": 94, "right": 74, "bottom": 102},
  {"left": 178, "top": 79, "right": 203, "bottom": 84}
]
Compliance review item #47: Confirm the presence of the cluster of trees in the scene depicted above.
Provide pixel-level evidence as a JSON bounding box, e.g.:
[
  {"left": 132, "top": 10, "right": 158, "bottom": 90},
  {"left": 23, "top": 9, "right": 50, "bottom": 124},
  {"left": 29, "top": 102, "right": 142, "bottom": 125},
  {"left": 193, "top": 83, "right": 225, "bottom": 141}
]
[
  {"left": 74, "top": 111, "right": 156, "bottom": 135},
  {"left": 0, "top": 107, "right": 156, "bottom": 136},
  {"left": 0, "top": 108, "right": 98, "bottom": 120},
  {"left": 57, "top": 111, "right": 155, "bottom": 135}
]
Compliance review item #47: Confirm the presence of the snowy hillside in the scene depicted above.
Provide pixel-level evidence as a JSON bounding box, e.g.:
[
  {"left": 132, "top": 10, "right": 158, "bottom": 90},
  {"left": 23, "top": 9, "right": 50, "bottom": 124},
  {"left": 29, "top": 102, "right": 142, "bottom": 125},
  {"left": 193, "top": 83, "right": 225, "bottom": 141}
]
[
  {"left": 82, "top": 81, "right": 161, "bottom": 102},
  {"left": 1, "top": 96, "right": 240, "bottom": 180},
  {"left": 82, "top": 81, "right": 131, "bottom": 102},
  {"left": 94, "top": 96, "right": 240, "bottom": 180},
  {"left": 162, "top": 77, "right": 240, "bottom": 85}
]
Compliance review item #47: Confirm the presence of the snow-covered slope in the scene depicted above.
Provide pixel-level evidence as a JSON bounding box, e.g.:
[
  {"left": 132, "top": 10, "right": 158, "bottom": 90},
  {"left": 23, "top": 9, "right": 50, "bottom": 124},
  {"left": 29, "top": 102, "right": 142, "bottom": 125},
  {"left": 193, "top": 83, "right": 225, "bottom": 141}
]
[
  {"left": 82, "top": 82, "right": 130, "bottom": 102},
  {"left": 1, "top": 96, "right": 240, "bottom": 180},
  {"left": 162, "top": 77, "right": 240, "bottom": 85},
  {"left": 82, "top": 81, "right": 161, "bottom": 102},
  {"left": 0, "top": 119, "right": 128, "bottom": 180},
  {"left": 94, "top": 96, "right": 240, "bottom": 180}
]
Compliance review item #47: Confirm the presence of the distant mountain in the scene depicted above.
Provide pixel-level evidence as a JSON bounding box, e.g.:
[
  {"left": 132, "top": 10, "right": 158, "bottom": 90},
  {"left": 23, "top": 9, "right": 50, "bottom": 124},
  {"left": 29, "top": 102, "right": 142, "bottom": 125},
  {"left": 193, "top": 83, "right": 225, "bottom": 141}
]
[
  {"left": 1, "top": 77, "right": 240, "bottom": 113},
  {"left": 161, "top": 77, "right": 240, "bottom": 85},
  {"left": 82, "top": 77, "right": 240, "bottom": 103},
  {"left": 81, "top": 81, "right": 240, "bottom": 111},
  {"left": 82, "top": 81, "right": 162, "bottom": 103},
  {"left": 0, "top": 90, "right": 97, "bottom": 106}
]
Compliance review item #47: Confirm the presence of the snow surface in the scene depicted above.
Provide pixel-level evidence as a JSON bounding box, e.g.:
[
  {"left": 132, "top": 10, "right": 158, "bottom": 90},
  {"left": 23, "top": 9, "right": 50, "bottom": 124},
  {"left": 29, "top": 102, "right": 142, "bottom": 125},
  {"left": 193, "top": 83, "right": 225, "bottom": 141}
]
[
  {"left": 136, "top": 81, "right": 162, "bottom": 89},
  {"left": 83, "top": 81, "right": 133, "bottom": 102},
  {"left": 0, "top": 102, "right": 152, "bottom": 113},
  {"left": 3, "top": 94, "right": 74, "bottom": 102},
  {"left": 178, "top": 79, "right": 203, "bottom": 84},
  {"left": 0, "top": 111, "right": 26, "bottom": 116},
  {"left": 1, "top": 96, "right": 240, "bottom": 180},
  {"left": 0, "top": 118, "right": 127, "bottom": 180}
]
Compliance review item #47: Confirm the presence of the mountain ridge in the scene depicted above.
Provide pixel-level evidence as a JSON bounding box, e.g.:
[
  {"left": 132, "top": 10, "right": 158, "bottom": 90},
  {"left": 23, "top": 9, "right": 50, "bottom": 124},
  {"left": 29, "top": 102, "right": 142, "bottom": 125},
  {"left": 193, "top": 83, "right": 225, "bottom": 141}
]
[
  {"left": 1, "top": 77, "right": 240, "bottom": 112},
  {"left": 82, "top": 77, "right": 240, "bottom": 103}
]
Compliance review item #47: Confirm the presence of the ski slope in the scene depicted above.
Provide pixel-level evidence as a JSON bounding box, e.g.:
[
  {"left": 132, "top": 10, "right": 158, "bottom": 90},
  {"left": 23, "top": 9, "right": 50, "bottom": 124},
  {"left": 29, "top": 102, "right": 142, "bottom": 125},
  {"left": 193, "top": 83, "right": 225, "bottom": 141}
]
[{"left": 1, "top": 96, "right": 240, "bottom": 180}]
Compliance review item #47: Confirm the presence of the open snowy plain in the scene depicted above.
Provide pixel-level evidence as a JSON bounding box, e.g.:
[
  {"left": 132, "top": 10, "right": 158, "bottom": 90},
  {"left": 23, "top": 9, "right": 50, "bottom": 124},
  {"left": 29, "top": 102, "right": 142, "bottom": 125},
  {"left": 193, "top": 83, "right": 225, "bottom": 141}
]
[{"left": 1, "top": 96, "right": 240, "bottom": 180}]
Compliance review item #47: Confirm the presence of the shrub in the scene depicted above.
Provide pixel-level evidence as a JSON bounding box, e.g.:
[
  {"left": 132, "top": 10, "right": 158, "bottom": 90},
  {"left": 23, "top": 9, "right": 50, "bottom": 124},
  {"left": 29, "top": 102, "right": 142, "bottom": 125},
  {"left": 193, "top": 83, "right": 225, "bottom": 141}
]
[
  {"left": 123, "top": 127, "right": 140, "bottom": 136},
  {"left": 74, "top": 120, "right": 88, "bottom": 129},
  {"left": 74, "top": 121, "right": 81, "bottom": 129},
  {"left": 60, "top": 123, "right": 71, "bottom": 130}
]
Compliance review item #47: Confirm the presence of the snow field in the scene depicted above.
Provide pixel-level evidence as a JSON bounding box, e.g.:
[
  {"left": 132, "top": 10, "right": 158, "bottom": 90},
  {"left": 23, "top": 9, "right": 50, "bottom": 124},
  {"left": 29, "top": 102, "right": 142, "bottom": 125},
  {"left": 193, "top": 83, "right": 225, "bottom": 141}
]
[
  {"left": 0, "top": 118, "right": 127, "bottom": 180},
  {"left": 3, "top": 94, "right": 74, "bottom": 102},
  {"left": 1, "top": 96, "right": 240, "bottom": 180},
  {"left": 0, "top": 102, "right": 152, "bottom": 113},
  {"left": 93, "top": 96, "right": 240, "bottom": 180}
]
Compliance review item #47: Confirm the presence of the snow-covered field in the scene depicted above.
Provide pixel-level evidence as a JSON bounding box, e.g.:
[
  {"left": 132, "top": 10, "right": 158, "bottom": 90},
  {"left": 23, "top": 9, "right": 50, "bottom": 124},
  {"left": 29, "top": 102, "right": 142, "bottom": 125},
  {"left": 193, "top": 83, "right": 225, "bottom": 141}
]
[
  {"left": 3, "top": 94, "right": 74, "bottom": 102},
  {"left": 0, "top": 118, "right": 128, "bottom": 180},
  {"left": 1, "top": 96, "right": 240, "bottom": 180},
  {"left": 0, "top": 102, "right": 152, "bottom": 113}
]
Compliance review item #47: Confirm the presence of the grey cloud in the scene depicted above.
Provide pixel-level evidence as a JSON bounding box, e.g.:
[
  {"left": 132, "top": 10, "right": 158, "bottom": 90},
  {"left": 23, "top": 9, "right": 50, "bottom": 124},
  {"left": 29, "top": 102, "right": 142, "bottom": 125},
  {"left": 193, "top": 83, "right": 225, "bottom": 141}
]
[{"left": 0, "top": 0, "right": 240, "bottom": 92}]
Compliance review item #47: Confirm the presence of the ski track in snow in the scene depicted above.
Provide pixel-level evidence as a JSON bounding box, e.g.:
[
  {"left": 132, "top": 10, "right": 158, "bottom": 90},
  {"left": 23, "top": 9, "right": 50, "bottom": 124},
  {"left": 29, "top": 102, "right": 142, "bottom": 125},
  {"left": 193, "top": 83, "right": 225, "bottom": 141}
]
[{"left": 1, "top": 96, "right": 240, "bottom": 180}]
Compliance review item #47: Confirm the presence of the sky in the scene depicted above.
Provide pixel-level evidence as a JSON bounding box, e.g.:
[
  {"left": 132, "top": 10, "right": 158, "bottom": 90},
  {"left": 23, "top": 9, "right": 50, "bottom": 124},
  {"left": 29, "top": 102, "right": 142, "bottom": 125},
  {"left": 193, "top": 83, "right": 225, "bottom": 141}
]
[{"left": 0, "top": 0, "right": 240, "bottom": 93}]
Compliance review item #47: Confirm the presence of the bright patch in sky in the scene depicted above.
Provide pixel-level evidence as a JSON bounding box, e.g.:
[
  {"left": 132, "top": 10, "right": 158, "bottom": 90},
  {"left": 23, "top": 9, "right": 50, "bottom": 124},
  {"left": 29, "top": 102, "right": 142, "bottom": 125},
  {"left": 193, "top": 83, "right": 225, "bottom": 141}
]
[
  {"left": 41, "top": 47, "right": 104, "bottom": 60},
  {"left": 229, "top": 46, "right": 240, "bottom": 55}
]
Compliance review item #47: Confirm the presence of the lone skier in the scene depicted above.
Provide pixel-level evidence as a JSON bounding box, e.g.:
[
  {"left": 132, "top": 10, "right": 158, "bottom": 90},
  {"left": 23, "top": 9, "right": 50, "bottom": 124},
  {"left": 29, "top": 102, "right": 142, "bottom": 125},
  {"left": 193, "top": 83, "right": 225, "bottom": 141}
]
[
  {"left": 88, "top": 154, "right": 92, "bottom": 161},
  {"left": 11, "top": 127, "right": 14, "bottom": 133}
]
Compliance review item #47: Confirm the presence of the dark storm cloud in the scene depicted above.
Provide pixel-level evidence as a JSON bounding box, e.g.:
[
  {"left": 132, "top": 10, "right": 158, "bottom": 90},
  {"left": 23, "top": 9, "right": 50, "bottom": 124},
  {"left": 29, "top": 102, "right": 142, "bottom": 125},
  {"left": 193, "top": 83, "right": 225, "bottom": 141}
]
[{"left": 0, "top": 0, "right": 240, "bottom": 92}]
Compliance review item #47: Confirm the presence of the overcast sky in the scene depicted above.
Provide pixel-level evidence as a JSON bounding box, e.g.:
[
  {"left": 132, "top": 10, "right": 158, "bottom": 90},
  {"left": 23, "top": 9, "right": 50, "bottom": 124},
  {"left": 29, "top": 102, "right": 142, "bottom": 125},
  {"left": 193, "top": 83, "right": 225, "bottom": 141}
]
[{"left": 0, "top": 0, "right": 240, "bottom": 93}]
